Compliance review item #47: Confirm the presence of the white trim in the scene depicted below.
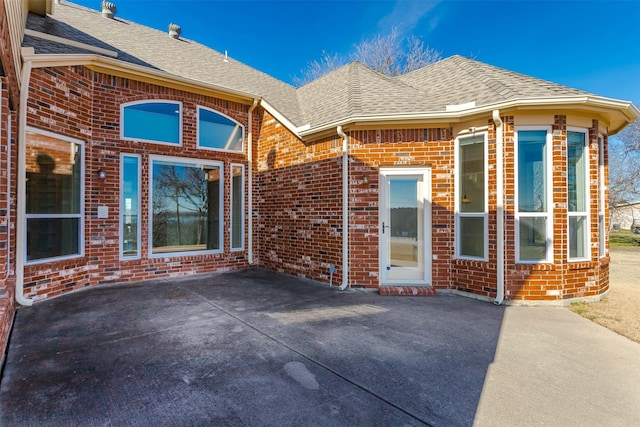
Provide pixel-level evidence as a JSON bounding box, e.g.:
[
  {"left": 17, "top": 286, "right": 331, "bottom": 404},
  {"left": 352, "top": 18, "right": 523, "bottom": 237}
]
[
  {"left": 148, "top": 155, "right": 224, "bottom": 258},
  {"left": 24, "top": 29, "right": 119, "bottom": 58},
  {"left": 598, "top": 134, "right": 607, "bottom": 258},
  {"left": 514, "top": 126, "right": 553, "bottom": 264},
  {"left": 454, "top": 132, "right": 489, "bottom": 261},
  {"left": 379, "top": 167, "right": 432, "bottom": 286},
  {"left": 23, "top": 127, "right": 85, "bottom": 266},
  {"left": 120, "top": 100, "right": 183, "bottom": 146},
  {"left": 567, "top": 127, "right": 591, "bottom": 262},
  {"left": 230, "top": 163, "right": 245, "bottom": 251},
  {"left": 119, "top": 153, "right": 142, "bottom": 261},
  {"left": 196, "top": 106, "right": 245, "bottom": 153}
]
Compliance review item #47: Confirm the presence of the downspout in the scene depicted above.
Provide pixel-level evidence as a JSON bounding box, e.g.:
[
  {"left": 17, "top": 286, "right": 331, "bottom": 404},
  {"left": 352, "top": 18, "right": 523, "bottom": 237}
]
[
  {"left": 15, "top": 59, "right": 33, "bottom": 306},
  {"left": 336, "top": 126, "right": 349, "bottom": 290},
  {"left": 247, "top": 99, "right": 258, "bottom": 265},
  {"left": 493, "top": 109, "right": 505, "bottom": 305}
]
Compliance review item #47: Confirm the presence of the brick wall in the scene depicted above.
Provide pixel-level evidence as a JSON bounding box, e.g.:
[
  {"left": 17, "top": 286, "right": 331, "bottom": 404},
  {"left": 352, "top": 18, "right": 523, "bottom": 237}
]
[
  {"left": 255, "top": 112, "right": 344, "bottom": 284},
  {"left": 0, "top": 74, "right": 18, "bottom": 361},
  {"left": 22, "top": 66, "right": 252, "bottom": 301},
  {"left": 257, "top": 111, "right": 610, "bottom": 303},
  {"left": 20, "top": 65, "right": 612, "bottom": 304}
]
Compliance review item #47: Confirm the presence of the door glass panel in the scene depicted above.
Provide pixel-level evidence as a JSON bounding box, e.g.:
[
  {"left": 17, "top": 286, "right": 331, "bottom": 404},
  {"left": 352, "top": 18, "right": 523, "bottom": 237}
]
[{"left": 386, "top": 175, "right": 424, "bottom": 281}]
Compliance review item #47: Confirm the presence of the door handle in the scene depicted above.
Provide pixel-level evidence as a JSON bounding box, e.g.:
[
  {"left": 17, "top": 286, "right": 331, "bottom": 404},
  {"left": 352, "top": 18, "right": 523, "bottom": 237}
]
[{"left": 382, "top": 222, "right": 390, "bottom": 234}]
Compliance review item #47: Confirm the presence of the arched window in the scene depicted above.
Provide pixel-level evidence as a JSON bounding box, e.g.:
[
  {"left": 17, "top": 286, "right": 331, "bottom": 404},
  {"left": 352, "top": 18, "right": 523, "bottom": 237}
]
[
  {"left": 197, "top": 106, "right": 244, "bottom": 152},
  {"left": 121, "top": 100, "right": 182, "bottom": 145}
]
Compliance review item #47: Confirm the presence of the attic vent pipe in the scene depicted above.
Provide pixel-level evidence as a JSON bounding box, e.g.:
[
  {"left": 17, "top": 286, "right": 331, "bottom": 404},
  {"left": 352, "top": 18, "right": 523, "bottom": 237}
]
[
  {"left": 168, "top": 23, "right": 181, "bottom": 39},
  {"left": 101, "top": 1, "right": 116, "bottom": 19}
]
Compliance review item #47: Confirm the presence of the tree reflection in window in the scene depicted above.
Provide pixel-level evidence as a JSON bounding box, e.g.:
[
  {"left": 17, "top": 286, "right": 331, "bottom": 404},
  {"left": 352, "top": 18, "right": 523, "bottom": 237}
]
[{"left": 151, "top": 158, "right": 222, "bottom": 254}]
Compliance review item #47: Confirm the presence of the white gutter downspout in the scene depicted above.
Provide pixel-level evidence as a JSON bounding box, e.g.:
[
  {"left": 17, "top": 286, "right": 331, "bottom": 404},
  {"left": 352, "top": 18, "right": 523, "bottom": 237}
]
[
  {"left": 15, "top": 59, "right": 34, "bottom": 306},
  {"left": 336, "top": 126, "right": 349, "bottom": 290},
  {"left": 247, "top": 99, "right": 259, "bottom": 265},
  {"left": 493, "top": 110, "right": 505, "bottom": 305}
]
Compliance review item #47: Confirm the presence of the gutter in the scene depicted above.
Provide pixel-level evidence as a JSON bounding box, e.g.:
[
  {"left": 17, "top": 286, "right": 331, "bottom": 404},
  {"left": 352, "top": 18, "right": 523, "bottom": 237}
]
[
  {"left": 336, "top": 126, "right": 349, "bottom": 291},
  {"left": 15, "top": 57, "right": 33, "bottom": 306},
  {"left": 492, "top": 110, "right": 505, "bottom": 305},
  {"left": 247, "top": 99, "right": 259, "bottom": 264}
]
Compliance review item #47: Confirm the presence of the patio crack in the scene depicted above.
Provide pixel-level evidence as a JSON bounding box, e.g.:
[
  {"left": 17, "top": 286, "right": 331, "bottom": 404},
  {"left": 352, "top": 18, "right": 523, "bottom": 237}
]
[{"left": 179, "top": 286, "right": 435, "bottom": 426}]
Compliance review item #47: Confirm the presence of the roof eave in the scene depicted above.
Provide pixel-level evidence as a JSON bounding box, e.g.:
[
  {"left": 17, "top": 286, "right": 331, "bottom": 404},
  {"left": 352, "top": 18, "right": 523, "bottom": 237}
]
[
  {"left": 21, "top": 49, "right": 261, "bottom": 105},
  {"left": 297, "top": 96, "right": 639, "bottom": 139}
]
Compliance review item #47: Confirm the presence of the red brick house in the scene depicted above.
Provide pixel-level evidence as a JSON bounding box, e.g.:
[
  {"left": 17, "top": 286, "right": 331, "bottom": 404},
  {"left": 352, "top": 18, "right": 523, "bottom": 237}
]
[{"left": 1, "top": 1, "right": 638, "bottom": 355}]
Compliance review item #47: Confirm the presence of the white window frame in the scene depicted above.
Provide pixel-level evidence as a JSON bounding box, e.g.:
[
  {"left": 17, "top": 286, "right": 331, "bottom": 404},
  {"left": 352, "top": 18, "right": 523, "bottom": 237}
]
[
  {"left": 514, "top": 126, "right": 553, "bottom": 264},
  {"left": 120, "top": 100, "right": 183, "bottom": 146},
  {"left": 598, "top": 135, "right": 606, "bottom": 258},
  {"left": 567, "top": 127, "right": 590, "bottom": 262},
  {"left": 196, "top": 106, "right": 245, "bottom": 153},
  {"left": 148, "top": 155, "right": 224, "bottom": 258},
  {"left": 230, "top": 163, "right": 245, "bottom": 251},
  {"left": 455, "top": 132, "right": 488, "bottom": 261},
  {"left": 24, "top": 127, "right": 85, "bottom": 265},
  {"left": 119, "top": 153, "right": 142, "bottom": 261}
]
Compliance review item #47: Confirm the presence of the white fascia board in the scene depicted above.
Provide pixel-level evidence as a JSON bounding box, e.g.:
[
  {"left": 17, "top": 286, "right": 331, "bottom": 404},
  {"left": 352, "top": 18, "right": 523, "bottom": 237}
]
[
  {"left": 259, "top": 98, "right": 303, "bottom": 138},
  {"left": 22, "top": 51, "right": 260, "bottom": 103}
]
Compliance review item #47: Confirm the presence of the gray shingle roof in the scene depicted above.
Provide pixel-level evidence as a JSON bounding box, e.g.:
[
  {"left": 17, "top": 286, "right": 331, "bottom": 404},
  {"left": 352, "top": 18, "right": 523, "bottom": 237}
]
[
  {"left": 25, "top": 2, "right": 303, "bottom": 124},
  {"left": 24, "top": 1, "right": 611, "bottom": 133}
]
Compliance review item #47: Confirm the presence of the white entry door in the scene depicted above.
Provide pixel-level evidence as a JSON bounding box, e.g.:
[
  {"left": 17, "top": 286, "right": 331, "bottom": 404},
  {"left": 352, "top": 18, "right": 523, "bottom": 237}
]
[{"left": 379, "top": 168, "right": 431, "bottom": 285}]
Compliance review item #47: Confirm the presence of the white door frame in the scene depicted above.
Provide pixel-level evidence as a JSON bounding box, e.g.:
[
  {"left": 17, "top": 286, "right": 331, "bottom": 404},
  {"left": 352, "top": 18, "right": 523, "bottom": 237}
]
[{"left": 379, "top": 167, "right": 432, "bottom": 286}]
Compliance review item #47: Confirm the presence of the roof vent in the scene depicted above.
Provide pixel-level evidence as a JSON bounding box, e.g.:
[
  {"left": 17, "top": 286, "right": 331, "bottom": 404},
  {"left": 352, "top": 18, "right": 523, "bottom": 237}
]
[
  {"left": 168, "top": 23, "right": 181, "bottom": 39},
  {"left": 101, "top": 1, "right": 116, "bottom": 19}
]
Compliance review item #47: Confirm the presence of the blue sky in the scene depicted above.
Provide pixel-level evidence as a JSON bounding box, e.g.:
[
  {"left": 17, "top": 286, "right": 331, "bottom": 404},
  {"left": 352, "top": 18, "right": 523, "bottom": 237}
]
[{"left": 70, "top": 0, "right": 640, "bottom": 105}]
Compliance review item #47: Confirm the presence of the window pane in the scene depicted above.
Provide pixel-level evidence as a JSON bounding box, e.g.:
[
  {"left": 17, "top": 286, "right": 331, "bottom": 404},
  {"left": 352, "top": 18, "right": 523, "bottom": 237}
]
[
  {"left": 151, "top": 160, "right": 221, "bottom": 254},
  {"left": 198, "top": 108, "right": 244, "bottom": 151},
  {"left": 123, "top": 102, "right": 180, "bottom": 144},
  {"left": 121, "top": 156, "right": 139, "bottom": 258},
  {"left": 27, "top": 218, "right": 79, "bottom": 261},
  {"left": 459, "top": 135, "right": 484, "bottom": 213},
  {"left": 518, "top": 131, "right": 547, "bottom": 213},
  {"left": 519, "top": 217, "right": 547, "bottom": 261},
  {"left": 570, "top": 216, "right": 587, "bottom": 259},
  {"left": 26, "top": 133, "right": 81, "bottom": 214},
  {"left": 231, "top": 165, "right": 244, "bottom": 249},
  {"left": 460, "top": 216, "right": 484, "bottom": 258},
  {"left": 568, "top": 131, "right": 586, "bottom": 212}
]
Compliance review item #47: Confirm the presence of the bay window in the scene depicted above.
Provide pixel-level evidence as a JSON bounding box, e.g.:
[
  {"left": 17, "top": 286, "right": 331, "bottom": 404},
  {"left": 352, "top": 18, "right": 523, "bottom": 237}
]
[
  {"left": 568, "top": 129, "right": 589, "bottom": 260},
  {"left": 516, "top": 129, "right": 552, "bottom": 263},
  {"left": 456, "top": 133, "right": 487, "bottom": 259}
]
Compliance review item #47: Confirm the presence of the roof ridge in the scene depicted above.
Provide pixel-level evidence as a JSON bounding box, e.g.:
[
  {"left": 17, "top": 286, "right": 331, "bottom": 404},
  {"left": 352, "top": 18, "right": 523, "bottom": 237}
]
[
  {"left": 348, "top": 62, "right": 363, "bottom": 116},
  {"left": 450, "top": 56, "right": 512, "bottom": 101}
]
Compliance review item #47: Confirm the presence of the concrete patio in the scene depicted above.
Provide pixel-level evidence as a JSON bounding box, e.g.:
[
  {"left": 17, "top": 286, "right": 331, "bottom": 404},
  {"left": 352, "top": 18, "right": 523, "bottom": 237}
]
[{"left": 1, "top": 269, "right": 639, "bottom": 426}]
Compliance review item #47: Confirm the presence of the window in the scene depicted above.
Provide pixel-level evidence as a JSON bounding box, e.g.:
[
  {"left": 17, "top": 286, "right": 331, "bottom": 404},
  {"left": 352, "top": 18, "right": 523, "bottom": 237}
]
[
  {"left": 25, "top": 129, "right": 83, "bottom": 263},
  {"left": 150, "top": 156, "right": 223, "bottom": 256},
  {"left": 197, "top": 107, "right": 244, "bottom": 152},
  {"left": 456, "top": 133, "right": 487, "bottom": 259},
  {"left": 231, "top": 164, "right": 245, "bottom": 250},
  {"left": 120, "top": 154, "right": 141, "bottom": 259},
  {"left": 121, "top": 101, "right": 181, "bottom": 145},
  {"left": 568, "top": 129, "right": 589, "bottom": 260},
  {"left": 598, "top": 135, "right": 606, "bottom": 258},
  {"left": 516, "top": 128, "right": 552, "bottom": 263}
]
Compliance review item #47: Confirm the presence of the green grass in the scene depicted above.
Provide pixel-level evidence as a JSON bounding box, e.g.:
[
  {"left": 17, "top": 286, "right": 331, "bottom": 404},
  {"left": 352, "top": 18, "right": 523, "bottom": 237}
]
[{"left": 609, "top": 229, "right": 640, "bottom": 247}]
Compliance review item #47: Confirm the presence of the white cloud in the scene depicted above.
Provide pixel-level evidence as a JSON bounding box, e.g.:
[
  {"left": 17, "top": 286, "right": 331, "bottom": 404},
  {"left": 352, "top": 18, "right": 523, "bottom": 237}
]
[{"left": 377, "top": 0, "right": 444, "bottom": 36}]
